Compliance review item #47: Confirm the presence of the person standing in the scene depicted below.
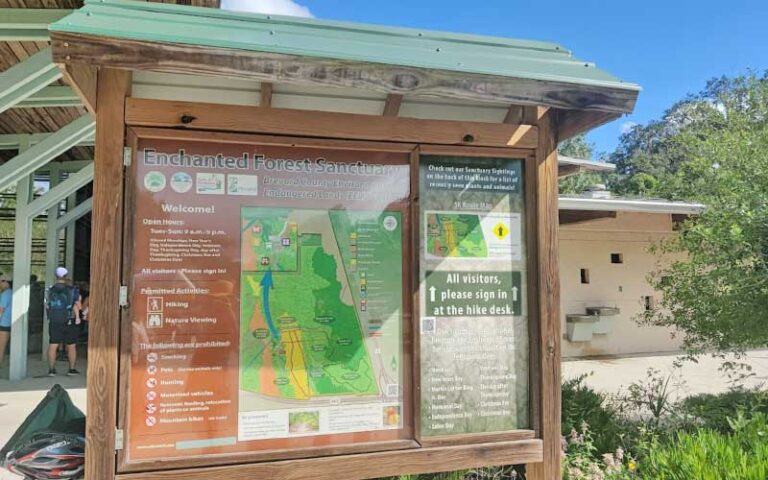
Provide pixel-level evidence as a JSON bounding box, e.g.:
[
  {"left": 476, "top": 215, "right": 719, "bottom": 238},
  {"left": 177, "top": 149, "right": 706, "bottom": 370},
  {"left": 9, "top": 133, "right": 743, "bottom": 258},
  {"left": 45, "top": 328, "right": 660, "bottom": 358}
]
[
  {"left": 0, "top": 274, "right": 12, "bottom": 368},
  {"left": 46, "top": 267, "right": 81, "bottom": 376}
]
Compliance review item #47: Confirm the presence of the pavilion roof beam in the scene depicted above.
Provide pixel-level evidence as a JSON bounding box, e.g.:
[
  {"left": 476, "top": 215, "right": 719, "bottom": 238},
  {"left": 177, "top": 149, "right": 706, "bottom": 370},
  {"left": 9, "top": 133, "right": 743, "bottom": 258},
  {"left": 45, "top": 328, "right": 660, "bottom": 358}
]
[
  {"left": 55, "top": 196, "right": 93, "bottom": 229},
  {"left": 0, "top": 115, "right": 94, "bottom": 192},
  {"left": 0, "top": 132, "right": 95, "bottom": 151},
  {"left": 25, "top": 162, "right": 93, "bottom": 218},
  {"left": 0, "top": 9, "right": 73, "bottom": 42},
  {"left": 13, "top": 85, "right": 81, "bottom": 109},
  {"left": 0, "top": 47, "right": 62, "bottom": 114}
]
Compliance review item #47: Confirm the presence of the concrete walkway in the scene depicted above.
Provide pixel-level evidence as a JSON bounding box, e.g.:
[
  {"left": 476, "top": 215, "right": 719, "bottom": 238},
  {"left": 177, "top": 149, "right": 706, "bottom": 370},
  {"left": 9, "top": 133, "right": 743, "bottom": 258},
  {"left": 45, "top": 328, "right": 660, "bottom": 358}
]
[{"left": 563, "top": 349, "right": 768, "bottom": 400}]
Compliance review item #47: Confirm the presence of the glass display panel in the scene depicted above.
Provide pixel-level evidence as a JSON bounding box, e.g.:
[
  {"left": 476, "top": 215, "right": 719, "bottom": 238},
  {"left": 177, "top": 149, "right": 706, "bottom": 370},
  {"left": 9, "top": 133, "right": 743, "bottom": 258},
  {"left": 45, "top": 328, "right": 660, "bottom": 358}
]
[
  {"left": 418, "top": 155, "right": 530, "bottom": 437},
  {"left": 126, "top": 138, "right": 411, "bottom": 462}
]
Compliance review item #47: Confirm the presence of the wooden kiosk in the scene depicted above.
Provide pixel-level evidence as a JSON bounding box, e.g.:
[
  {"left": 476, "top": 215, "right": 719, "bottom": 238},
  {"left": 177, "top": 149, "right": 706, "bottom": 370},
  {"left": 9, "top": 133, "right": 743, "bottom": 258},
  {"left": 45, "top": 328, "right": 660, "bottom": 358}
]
[{"left": 49, "top": 1, "right": 639, "bottom": 479}]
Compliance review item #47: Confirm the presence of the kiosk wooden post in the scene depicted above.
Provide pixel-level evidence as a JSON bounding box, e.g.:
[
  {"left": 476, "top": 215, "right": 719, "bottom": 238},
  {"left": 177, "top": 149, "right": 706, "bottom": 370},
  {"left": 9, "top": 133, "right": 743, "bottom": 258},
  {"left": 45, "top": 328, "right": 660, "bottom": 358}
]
[
  {"left": 50, "top": 3, "right": 638, "bottom": 479},
  {"left": 87, "top": 67, "right": 131, "bottom": 479}
]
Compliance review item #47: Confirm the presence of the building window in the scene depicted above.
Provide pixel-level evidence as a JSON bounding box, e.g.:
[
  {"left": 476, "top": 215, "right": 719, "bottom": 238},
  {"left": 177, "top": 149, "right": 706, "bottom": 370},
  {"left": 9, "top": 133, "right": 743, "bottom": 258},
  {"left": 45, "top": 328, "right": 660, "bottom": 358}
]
[
  {"left": 643, "top": 296, "right": 655, "bottom": 311},
  {"left": 611, "top": 253, "right": 624, "bottom": 264},
  {"left": 580, "top": 268, "right": 590, "bottom": 284}
]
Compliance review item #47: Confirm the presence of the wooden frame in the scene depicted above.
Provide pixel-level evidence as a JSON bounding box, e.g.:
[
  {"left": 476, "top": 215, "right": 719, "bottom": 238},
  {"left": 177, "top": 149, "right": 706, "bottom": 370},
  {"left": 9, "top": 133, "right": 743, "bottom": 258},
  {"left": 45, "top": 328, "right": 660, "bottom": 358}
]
[
  {"left": 117, "top": 129, "right": 419, "bottom": 473},
  {"left": 124, "top": 98, "right": 539, "bottom": 149},
  {"left": 82, "top": 96, "right": 560, "bottom": 480},
  {"left": 115, "top": 439, "right": 543, "bottom": 480},
  {"left": 50, "top": 31, "right": 637, "bottom": 116}
]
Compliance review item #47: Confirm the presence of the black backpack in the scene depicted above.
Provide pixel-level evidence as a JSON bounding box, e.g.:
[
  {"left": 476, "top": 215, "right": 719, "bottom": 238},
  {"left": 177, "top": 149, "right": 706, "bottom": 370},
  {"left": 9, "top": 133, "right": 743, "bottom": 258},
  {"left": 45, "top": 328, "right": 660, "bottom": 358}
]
[{"left": 47, "top": 284, "right": 75, "bottom": 324}]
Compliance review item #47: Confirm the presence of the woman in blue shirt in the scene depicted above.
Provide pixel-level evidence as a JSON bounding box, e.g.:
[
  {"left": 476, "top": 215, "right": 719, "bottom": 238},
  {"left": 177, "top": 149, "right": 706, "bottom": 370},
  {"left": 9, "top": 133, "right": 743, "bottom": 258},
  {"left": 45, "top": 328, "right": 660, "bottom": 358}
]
[{"left": 0, "top": 274, "right": 12, "bottom": 367}]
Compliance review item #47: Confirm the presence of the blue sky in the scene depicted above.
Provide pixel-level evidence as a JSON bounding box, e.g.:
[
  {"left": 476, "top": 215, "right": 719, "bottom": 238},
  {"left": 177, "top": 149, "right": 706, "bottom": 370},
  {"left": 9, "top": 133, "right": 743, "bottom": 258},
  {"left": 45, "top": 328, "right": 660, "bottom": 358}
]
[{"left": 222, "top": 0, "right": 768, "bottom": 157}]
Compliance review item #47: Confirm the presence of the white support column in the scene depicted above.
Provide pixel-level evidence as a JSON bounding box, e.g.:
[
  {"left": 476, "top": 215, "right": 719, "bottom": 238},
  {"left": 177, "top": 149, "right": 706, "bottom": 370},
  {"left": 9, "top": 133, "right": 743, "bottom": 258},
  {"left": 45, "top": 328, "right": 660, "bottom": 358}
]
[
  {"left": 65, "top": 192, "right": 76, "bottom": 274},
  {"left": 42, "top": 164, "right": 60, "bottom": 360},
  {"left": 9, "top": 174, "right": 32, "bottom": 381}
]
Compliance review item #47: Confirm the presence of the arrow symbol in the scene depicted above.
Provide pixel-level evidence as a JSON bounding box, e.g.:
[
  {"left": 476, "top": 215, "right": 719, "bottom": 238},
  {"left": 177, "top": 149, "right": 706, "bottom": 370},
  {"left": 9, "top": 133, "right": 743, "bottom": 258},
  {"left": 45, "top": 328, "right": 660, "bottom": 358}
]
[
  {"left": 511, "top": 286, "right": 519, "bottom": 302},
  {"left": 260, "top": 270, "right": 280, "bottom": 341},
  {"left": 429, "top": 286, "right": 437, "bottom": 302}
]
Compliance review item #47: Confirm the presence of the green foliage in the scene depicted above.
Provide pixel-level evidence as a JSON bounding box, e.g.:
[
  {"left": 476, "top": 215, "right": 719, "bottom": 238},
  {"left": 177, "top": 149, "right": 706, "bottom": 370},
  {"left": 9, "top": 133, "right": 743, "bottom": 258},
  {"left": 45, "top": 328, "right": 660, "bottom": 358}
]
[
  {"left": 559, "top": 134, "right": 595, "bottom": 160},
  {"left": 561, "top": 375, "right": 628, "bottom": 455},
  {"left": 381, "top": 466, "right": 524, "bottom": 480},
  {"left": 621, "top": 173, "right": 658, "bottom": 197},
  {"left": 562, "top": 423, "right": 637, "bottom": 480},
  {"left": 560, "top": 377, "right": 768, "bottom": 479},
  {"left": 637, "top": 414, "right": 768, "bottom": 480},
  {"left": 680, "top": 388, "right": 768, "bottom": 432},
  {"left": 640, "top": 72, "right": 768, "bottom": 356},
  {"left": 621, "top": 368, "right": 681, "bottom": 425}
]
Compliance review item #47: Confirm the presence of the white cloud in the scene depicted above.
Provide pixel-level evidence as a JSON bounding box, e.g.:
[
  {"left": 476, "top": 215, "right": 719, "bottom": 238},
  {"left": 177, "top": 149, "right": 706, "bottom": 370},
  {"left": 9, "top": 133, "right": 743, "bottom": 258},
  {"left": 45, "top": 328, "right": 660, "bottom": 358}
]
[
  {"left": 620, "top": 121, "right": 638, "bottom": 135},
  {"left": 221, "top": 0, "right": 313, "bottom": 17}
]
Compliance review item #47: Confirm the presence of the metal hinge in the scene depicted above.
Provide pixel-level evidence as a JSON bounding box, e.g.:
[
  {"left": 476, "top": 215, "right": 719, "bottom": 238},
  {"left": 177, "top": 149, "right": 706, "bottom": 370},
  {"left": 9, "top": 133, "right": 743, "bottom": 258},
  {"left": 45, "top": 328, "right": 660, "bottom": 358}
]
[
  {"left": 119, "top": 285, "right": 129, "bottom": 308},
  {"left": 115, "top": 429, "right": 124, "bottom": 450},
  {"left": 123, "top": 146, "right": 132, "bottom": 167}
]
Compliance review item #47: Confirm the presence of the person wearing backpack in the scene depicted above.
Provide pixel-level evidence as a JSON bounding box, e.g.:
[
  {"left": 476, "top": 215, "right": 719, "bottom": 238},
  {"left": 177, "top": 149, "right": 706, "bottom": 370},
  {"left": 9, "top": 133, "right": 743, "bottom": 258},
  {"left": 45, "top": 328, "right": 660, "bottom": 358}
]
[{"left": 46, "top": 267, "right": 82, "bottom": 377}]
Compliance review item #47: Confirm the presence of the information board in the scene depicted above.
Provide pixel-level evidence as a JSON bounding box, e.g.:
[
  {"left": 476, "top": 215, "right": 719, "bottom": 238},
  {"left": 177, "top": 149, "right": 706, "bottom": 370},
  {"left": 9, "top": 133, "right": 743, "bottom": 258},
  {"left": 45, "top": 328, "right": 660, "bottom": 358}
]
[
  {"left": 418, "top": 156, "right": 529, "bottom": 437},
  {"left": 126, "top": 138, "right": 411, "bottom": 462}
]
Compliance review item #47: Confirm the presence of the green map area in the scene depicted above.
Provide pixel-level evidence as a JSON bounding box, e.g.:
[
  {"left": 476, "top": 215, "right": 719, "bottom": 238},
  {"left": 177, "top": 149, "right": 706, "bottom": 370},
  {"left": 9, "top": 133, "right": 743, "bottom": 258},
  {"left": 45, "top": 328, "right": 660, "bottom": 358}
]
[
  {"left": 426, "top": 212, "right": 488, "bottom": 258},
  {"left": 241, "top": 213, "right": 298, "bottom": 272},
  {"left": 240, "top": 208, "right": 400, "bottom": 401}
]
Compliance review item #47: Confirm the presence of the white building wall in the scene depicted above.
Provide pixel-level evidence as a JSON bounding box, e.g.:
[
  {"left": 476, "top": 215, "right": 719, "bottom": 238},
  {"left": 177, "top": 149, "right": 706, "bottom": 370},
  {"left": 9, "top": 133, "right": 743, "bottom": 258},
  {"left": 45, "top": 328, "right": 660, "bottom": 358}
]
[{"left": 560, "top": 211, "right": 682, "bottom": 358}]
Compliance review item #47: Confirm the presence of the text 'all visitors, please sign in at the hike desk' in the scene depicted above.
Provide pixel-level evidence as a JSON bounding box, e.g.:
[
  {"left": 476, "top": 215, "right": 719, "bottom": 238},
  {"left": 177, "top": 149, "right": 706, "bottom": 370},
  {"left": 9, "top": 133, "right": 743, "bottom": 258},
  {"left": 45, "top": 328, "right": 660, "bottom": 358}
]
[
  {"left": 419, "top": 156, "right": 530, "bottom": 437},
  {"left": 127, "top": 141, "right": 411, "bottom": 462}
]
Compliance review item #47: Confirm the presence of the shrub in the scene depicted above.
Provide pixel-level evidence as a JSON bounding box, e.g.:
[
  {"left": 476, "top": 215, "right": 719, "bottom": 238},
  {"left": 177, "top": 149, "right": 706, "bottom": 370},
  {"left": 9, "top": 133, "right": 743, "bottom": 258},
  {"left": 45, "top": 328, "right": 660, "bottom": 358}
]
[
  {"left": 621, "top": 368, "right": 682, "bottom": 425},
  {"left": 679, "top": 387, "right": 768, "bottom": 432},
  {"left": 636, "top": 414, "right": 768, "bottom": 480},
  {"left": 562, "top": 423, "right": 637, "bottom": 480},
  {"left": 562, "top": 375, "right": 629, "bottom": 456}
]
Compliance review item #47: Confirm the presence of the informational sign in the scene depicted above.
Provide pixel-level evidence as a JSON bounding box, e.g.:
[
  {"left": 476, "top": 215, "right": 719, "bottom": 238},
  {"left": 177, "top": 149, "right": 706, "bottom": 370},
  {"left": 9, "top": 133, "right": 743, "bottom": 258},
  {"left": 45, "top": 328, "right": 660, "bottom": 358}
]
[
  {"left": 127, "top": 139, "right": 410, "bottom": 462},
  {"left": 419, "top": 156, "right": 529, "bottom": 437}
]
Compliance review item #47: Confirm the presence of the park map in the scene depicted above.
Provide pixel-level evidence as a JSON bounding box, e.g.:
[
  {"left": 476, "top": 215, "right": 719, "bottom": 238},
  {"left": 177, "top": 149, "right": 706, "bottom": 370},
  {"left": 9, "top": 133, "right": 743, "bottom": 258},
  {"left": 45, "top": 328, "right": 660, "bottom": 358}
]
[
  {"left": 239, "top": 207, "right": 402, "bottom": 403},
  {"left": 426, "top": 212, "right": 489, "bottom": 258}
]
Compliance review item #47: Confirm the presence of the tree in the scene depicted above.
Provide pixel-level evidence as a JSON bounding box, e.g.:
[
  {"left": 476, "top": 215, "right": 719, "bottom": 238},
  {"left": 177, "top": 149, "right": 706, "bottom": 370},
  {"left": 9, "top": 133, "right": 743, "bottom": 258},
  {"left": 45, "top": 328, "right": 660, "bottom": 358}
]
[
  {"left": 558, "top": 134, "right": 604, "bottom": 194},
  {"left": 606, "top": 81, "right": 737, "bottom": 196},
  {"left": 642, "top": 72, "right": 768, "bottom": 357},
  {"left": 559, "top": 134, "right": 594, "bottom": 160}
]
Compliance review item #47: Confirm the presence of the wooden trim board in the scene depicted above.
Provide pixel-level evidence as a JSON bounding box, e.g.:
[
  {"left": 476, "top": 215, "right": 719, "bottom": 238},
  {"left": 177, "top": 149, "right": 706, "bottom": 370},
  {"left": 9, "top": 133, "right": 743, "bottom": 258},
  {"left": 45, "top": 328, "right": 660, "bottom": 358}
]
[
  {"left": 557, "top": 109, "right": 619, "bottom": 142},
  {"left": 383, "top": 93, "right": 403, "bottom": 116},
  {"left": 59, "top": 63, "right": 97, "bottom": 114},
  {"left": 124, "top": 98, "right": 539, "bottom": 148},
  {"left": 115, "top": 439, "right": 543, "bottom": 480},
  {"left": 51, "top": 31, "right": 638, "bottom": 115},
  {"left": 127, "top": 127, "right": 418, "bottom": 153}
]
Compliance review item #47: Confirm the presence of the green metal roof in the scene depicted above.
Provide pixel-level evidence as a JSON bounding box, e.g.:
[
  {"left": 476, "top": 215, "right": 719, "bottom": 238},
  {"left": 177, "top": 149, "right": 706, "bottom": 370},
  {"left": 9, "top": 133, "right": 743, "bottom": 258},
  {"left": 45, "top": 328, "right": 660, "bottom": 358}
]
[{"left": 50, "top": 0, "right": 640, "bottom": 97}]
